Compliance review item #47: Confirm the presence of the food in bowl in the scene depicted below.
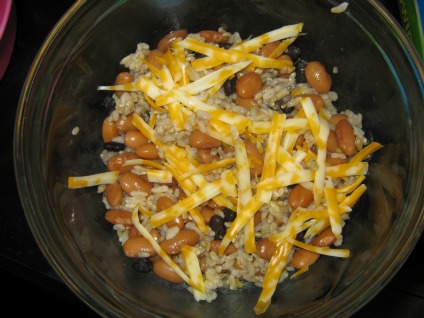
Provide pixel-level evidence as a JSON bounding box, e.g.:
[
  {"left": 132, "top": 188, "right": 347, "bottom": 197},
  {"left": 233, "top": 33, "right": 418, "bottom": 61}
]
[{"left": 68, "top": 23, "right": 382, "bottom": 315}]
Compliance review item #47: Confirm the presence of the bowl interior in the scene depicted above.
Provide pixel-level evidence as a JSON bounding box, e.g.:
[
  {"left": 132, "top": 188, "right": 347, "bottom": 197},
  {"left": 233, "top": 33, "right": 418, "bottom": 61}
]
[{"left": 15, "top": 0, "right": 424, "bottom": 317}]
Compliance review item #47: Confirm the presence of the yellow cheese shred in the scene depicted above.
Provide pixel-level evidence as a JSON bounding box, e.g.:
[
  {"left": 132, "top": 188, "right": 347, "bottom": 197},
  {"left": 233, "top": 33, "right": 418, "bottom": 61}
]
[
  {"left": 146, "top": 169, "right": 173, "bottom": 183},
  {"left": 220, "top": 170, "right": 237, "bottom": 198},
  {"left": 235, "top": 23, "right": 303, "bottom": 52},
  {"left": 235, "top": 139, "right": 256, "bottom": 253},
  {"left": 287, "top": 238, "right": 350, "bottom": 258},
  {"left": 68, "top": 171, "right": 119, "bottom": 189},
  {"left": 131, "top": 207, "right": 194, "bottom": 286},
  {"left": 324, "top": 179, "right": 342, "bottom": 239},
  {"left": 350, "top": 141, "right": 383, "bottom": 163},
  {"left": 256, "top": 113, "right": 286, "bottom": 204},
  {"left": 179, "top": 158, "right": 236, "bottom": 180},
  {"left": 181, "top": 245, "right": 206, "bottom": 300},
  {"left": 168, "top": 101, "right": 185, "bottom": 131},
  {"left": 219, "top": 198, "right": 264, "bottom": 255},
  {"left": 254, "top": 241, "right": 293, "bottom": 315},
  {"left": 150, "top": 180, "right": 221, "bottom": 228}
]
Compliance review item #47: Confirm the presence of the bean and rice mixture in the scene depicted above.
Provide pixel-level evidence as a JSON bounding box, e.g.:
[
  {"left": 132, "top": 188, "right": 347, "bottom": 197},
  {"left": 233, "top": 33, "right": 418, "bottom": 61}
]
[{"left": 68, "top": 23, "right": 382, "bottom": 315}]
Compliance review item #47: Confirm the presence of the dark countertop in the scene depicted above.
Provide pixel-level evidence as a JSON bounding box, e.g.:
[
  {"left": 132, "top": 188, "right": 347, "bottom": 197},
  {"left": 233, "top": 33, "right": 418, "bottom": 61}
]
[{"left": 1, "top": 1, "right": 423, "bottom": 316}]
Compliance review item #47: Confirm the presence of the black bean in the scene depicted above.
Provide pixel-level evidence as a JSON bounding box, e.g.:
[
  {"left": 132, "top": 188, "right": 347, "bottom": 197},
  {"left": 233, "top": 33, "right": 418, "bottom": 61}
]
[
  {"left": 363, "top": 130, "right": 375, "bottom": 161},
  {"left": 274, "top": 95, "right": 294, "bottom": 114},
  {"left": 296, "top": 59, "right": 308, "bottom": 71},
  {"left": 209, "top": 215, "right": 226, "bottom": 240},
  {"left": 142, "top": 111, "right": 151, "bottom": 123},
  {"left": 103, "top": 142, "right": 125, "bottom": 152},
  {"left": 281, "top": 106, "right": 295, "bottom": 114},
  {"left": 295, "top": 59, "right": 308, "bottom": 83},
  {"left": 218, "top": 42, "right": 233, "bottom": 50},
  {"left": 223, "top": 208, "right": 236, "bottom": 222},
  {"left": 275, "top": 94, "right": 292, "bottom": 108},
  {"left": 295, "top": 230, "right": 305, "bottom": 242},
  {"left": 224, "top": 76, "right": 237, "bottom": 96},
  {"left": 132, "top": 258, "right": 153, "bottom": 273},
  {"left": 193, "top": 51, "right": 206, "bottom": 59},
  {"left": 285, "top": 45, "right": 301, "bottom": 61},
  {"left": 101, "top": 95, "right": 116, "bottom": 113}
]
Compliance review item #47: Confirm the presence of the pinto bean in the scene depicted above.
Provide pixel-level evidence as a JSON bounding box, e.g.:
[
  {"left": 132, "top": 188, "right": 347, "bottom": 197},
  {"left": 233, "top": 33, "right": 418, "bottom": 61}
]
[
  {"left": 102, "top": 118, "right": 120, "bottom": 143},
  {"left": 256, "top": 237, "right": 276, "bottom": 260},
  {"left": 104, "top": 182, "right": 124, "bottom": 207},
  {"left": 295, "top": 134, "right": 305, "bottom": 148},
  {"left": 277, "top": 54, "right": 294, "bottom": 78},
  {"left": 305, "top": 61, "right": 332, "bottom": 94},
  {"left": 156, "top": 195, "right": 175, "bottom": 211},
  {"left": 199, "top": 256, "right": 208, "bottom": 273},
  {"left": 105, "top": 209, "right": 132, "bottom": 226},
  {"left": 291, "top": 249, "right": 320, "bottom": 269},
  {"left": 233, "top": 259, "right": 245, "bottom": 270},
  {"left": 129, "top": 227, "right": 161, "bottom": 241},
  {"left": 296, "top": 94, "right": 325, "bottom": 112},
  {"left": 115, "top": 114, "right": 138, "bottom": 133},
  {"left": 107, "top": 152, "right": 139, "bottom": 173},
  {"left": 199, "top": 30, "right": 229, "bottom": 43},
  {"left": 119, "top": 172, "right": 153, "bottom": 195},
  {"left": 329, "top": 114, "right": 348, "bottom": 126},
  {"left": 124, "top": 131, "right": 149, "bottom": 149},
  {"left": 288, "top": 184, "right": 314, "bottom": 211},
  {"left": 200, "top": 206, "right": 215, "bottom": 224},
  {"left": 115, "top": 72, "right": 134, "bottom": 97},
  {"left": 236, "top": 72, "right": 263, "bottom": 99},
  {"left": 210, "top": 240, "right": 237, "bottom": 255},
  {"left": 254, "top": 211, "right": 262, "bottom": 226},
  {"left": 123, "top": 236, "right": 157, "bottom": 258},
  {"left": 278, "top": 54, "right": 292, "bottom": 62},
  {"left": 157, "top": 196, "right": 183, "bottom": 230},
  {"left": 167, "top": 216, "right": 184, "bottom": 230},
  {"left": 223, "top": 145, "right": 235, "bottom": 153},
  {"left": 115, "top": 72, "right": 134, "bottom": 85},
  {"left": 196, "top": 149, "right": 219, "bottom": 164},
  {"left": 159, "top": 229, "right": 200, "bottom": 255},
  {"left": 135, "top": 143, "right": 160, "bottom": 159},
  {"left": 312, "top": 227, "right": 337, "bottom": 247},
  {"left": 150, "top": 228, "right": 162, "bottom": 241},
  {"left": 245, "top": 141, "right": 264, "bottom": 177},
  {"left": 291, "top": 228, "right": 337, "bottom": 269},
  {"left": 236, "top": 97, "right": 259, "bottom": 110},
  {"left": 327, "top": 130, "right": 339, "bottom": 153},
  {"left": 128, "top": 226, "right": 141, "bottom": 238},
  {"left": 157, "top": 29, "right": 188, "bottom": 52},
  {"left": 189, "top": 129, "right": 223, "bottom": 149},
  {"left": 258, "top": 41, "right": 281, "bottom": 57},
  {"left": 146, "top": 49, "right": 164, "bottom": 70},
  {"left": 335, "top": 119, "right": 357, "bottom": 156},
  {"left": 207, "top": 199, "right": 220, "bottom": 209},
  {"left": 326, "top": 156, "right": 349, "bottom": 166},
  {"left": 153, "top": 259, "right": 185, "bottom": 283}
]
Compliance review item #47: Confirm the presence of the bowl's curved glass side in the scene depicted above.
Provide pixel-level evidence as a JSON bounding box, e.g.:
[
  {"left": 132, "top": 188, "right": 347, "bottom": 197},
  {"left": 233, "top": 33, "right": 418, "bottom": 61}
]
[
  {"left": 319, "top": 1, "right": 424, "bottom": 316},
  {"left": 13, "top": 1, "right": 155, "bottom": 317},
  {"left": 14, "top": 0, "right": 424, "bottom": 317}
]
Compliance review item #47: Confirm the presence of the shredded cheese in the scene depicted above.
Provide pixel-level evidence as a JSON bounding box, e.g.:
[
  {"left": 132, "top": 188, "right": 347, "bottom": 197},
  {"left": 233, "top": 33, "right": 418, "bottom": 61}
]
[
  {"left": 66, "top": 23, "right": 384, "bottom": 316},
  {"left": 68, "top": 171, "right": 119, "bottom": 188}
]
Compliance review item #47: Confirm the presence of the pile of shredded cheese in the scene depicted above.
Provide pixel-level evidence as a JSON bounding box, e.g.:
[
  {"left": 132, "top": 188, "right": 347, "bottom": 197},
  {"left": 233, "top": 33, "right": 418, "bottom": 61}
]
[{"left": 68, "top": 23, "right": 382, "bottom": 315}]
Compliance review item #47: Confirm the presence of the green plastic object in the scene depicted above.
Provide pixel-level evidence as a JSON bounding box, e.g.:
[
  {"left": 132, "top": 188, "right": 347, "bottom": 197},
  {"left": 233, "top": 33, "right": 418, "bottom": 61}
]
[{"left": 397, "top": 0, "right": 424, "bottom": 60}]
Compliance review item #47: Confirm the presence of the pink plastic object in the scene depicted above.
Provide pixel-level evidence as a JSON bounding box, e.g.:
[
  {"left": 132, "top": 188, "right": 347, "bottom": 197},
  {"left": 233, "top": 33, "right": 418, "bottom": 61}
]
[{"left": 0, "top": 0, "right": 16, "bottom": 80}]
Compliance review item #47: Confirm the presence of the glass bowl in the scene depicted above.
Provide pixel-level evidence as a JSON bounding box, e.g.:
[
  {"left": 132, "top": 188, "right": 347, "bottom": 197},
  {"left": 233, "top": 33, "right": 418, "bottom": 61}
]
[{"left": 14, "top": 0, "right": 424, "bottom": 317}]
